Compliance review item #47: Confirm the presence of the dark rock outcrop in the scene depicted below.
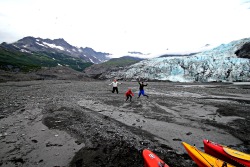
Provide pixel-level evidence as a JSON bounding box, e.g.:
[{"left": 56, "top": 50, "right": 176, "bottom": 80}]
[{"left": 235, "top": 42, "right": 250, "bottom": 59}]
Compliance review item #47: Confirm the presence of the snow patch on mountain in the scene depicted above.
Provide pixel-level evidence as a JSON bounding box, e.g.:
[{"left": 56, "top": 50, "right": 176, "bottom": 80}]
[
  {"left": 89, "top": 58, "right": 95, "bottom": 63},
  {"left": 20, "top": 49, "right": 32, "bottom": 54},
  {"left": 43, "top": 42, "right": 65, "bottom": 51},
  {"left": 36, "top": 42, "right": 47, "bottom": 47}
]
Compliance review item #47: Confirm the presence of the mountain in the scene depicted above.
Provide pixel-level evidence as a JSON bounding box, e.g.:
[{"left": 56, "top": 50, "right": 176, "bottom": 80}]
[
  {"left": 1, "top": 36, "right": 111, "bottom": 64},
  {"left": 0, "top": 36, "right": 113, "bottom": 72},
  {"left": 84, "top": 56, "right": 144, "bottom": 79},
  {"left": 101, "top": 38, "right": 250, "bottom": 82}
]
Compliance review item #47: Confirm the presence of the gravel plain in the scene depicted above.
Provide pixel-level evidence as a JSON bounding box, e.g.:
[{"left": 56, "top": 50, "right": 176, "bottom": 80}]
[{"left": 0, "top": 80, "right": 250, "bottom": 167}]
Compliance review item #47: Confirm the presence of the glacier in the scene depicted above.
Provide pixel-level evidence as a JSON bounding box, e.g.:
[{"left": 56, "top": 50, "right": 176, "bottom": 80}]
[{"left": 111, "top": 38, "right": 250, "bottom": 82}]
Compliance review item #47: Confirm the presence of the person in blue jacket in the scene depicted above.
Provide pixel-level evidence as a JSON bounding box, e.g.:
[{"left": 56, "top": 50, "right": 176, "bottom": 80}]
[{"left": 138, "top": 81, "right": 149, "bottom": 98}]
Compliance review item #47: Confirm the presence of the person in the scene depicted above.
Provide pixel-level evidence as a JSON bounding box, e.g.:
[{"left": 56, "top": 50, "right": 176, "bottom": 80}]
[
  {"left": 109, "top": 79, "right": 121, "bottom": 94},
  {"left": 125, "top": 88, "right": 134, "bottom": 102},
  {"left": 138, "top": 81, "right": 149, "bottom": 98}
]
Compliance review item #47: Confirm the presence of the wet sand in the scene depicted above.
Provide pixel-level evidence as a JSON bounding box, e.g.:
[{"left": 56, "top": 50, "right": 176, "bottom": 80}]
[{"left": 0, "top": 80, "right": 249, "bottom": 167}]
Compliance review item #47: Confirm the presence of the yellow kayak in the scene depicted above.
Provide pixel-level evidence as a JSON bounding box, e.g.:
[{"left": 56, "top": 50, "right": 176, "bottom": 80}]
[{"left": 182, "top": 142, "right": 235, "bottom": 167}]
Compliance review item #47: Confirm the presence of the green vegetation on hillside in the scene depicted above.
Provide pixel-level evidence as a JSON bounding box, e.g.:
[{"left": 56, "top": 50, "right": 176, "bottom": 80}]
[
  {"left": 37, "top": 51, "right": 93, "bottom": 71},
  {"left": 0, "top": 47, "right": 41, "bottom": 72},
  {"left": 101, "top": 56, "right": 143, "bottom": 67},
  {"left": 0, "top": 47, "right": 93, "bottom": 72}
]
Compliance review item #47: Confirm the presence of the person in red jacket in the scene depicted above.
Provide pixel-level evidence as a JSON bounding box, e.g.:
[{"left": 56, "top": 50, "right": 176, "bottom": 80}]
[{"left": 125, "top": 88, "right": 134, "bottom": 102}]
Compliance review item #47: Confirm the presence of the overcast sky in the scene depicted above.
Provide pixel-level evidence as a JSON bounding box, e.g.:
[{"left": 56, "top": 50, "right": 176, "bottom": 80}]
[{"left": 0, "top": 0, "right": 250, "bottom": 57}]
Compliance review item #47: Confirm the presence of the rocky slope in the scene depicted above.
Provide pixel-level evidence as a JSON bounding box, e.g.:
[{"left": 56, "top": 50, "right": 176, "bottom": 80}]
[
  {"left": 235, "top": 42, "right": 250, "bottom": 58},
  {"left": 84, "top": 56, "right": 144, "bottom": 79}
]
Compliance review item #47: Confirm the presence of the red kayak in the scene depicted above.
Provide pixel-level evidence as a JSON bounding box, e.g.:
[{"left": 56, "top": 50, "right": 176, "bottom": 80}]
[
  {"left": 142, "top": 149, "right": 169, "bottom": 167},
  {"left": 203, "top": 139, "right": 250, "bottom": 167}
]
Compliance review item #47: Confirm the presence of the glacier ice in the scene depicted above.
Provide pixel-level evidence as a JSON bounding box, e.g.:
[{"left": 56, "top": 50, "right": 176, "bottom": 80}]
[{"left": 111, "top": 38, "right": 250, "bottom": 82}]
